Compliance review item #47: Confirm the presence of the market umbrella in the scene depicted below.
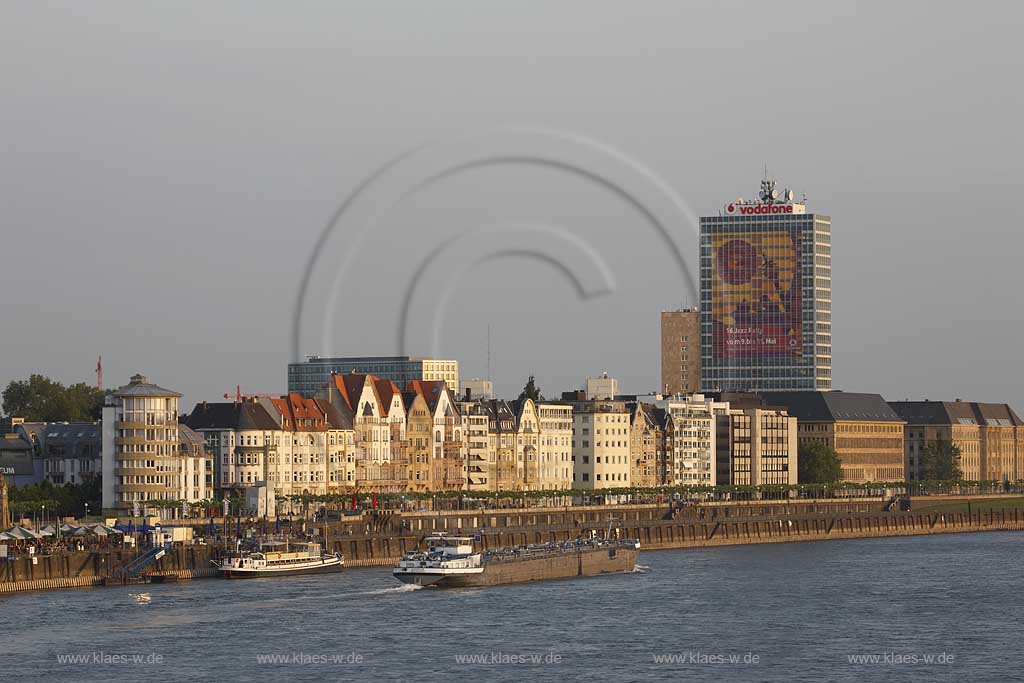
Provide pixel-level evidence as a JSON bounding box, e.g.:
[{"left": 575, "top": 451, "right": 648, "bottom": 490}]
[
  {"left": 92, "top": 524, "right": 122, "bottom": 535},
  {"left": 60, "top": 523, "right": 81, "bottom": 534},
  {"left": 5, "top": 526, "right": 42, "bottom": 540},
  {"left": 39, "top": 525, "right": 57, "bottom": 537}
]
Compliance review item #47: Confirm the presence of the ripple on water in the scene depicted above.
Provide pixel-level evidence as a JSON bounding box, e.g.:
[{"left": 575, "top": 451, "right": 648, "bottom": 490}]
[{"left": 3, "top": 532, "right": 1021, "bottom": 683}]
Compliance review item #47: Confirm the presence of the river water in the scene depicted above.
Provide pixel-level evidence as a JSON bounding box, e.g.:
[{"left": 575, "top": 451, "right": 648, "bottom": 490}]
[{"left": 2, "top": 532, "right": 1020, "bottom": 682}]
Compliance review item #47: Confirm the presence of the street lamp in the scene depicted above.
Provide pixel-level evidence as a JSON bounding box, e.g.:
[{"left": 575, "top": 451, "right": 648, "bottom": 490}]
[
  {"left": 84, "top": 502, "right": 90, "bottom": 521},
  {"left": 41, "top": 504, "right": 46, "bottom": 530}
]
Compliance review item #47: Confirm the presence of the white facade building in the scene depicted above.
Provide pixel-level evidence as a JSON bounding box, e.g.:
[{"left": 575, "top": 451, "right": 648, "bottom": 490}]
[
  {"left": 585, "top": 372, "right": 619, "bottom": 401},
  {"left": 537, "top": 403, "right": 574, "bottom": 490},
  {"left": 571, "top": 400, "right": 631, "bottom": 489},
  {"left": 102, "top": 374, "right": 210, "bottom": 513},
  {"left": 461, "top": 378, "right": 494, "bottom": 400},
  {"left": 657, "top": 394, "right": 730, "bottom": 487}
]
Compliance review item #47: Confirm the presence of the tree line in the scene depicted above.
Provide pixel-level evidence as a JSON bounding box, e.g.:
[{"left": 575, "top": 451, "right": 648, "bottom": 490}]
[{"left": 2, "top": 374, "right": 108, "bottom": 423}]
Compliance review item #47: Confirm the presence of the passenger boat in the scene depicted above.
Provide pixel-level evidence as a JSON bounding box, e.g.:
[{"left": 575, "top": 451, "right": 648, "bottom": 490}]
[
  {"left": 217, "top": 541, "right": 343, "bottom": 578},
  {"left": 392, "top": 533, "right": 639, "bottom": 588}
]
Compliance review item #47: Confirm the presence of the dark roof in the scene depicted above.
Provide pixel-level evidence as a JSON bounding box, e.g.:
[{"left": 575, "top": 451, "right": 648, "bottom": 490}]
[
  {"left": 0, "top": 436, "right": 34, "bottom": 475},
  {"left": 16, "top": 423, "right": 46, "bottom": 444},
  {"left": 647, "top": 405, "right": 668, "bottom": 430},
  {"left": 114, "top": 373, "right": 181, "bottom": 398},
  {"left": 178, "top": 424, "right": 207, "bottom": 451},
  {"left": 319, "top": 399, "right": 354, "bottom": 431},
  {"left": 889, "top": 400, "right": 1023, "bottom": 427},
  {"left": 972, "top": 402, "right": 1024, "bottom": 426},
  {"left": 41, "top": 423, "right": 100, "bottom": 442},
  {"left": 761, "top": 392, "right": 904, "bottom": 423},
  {"left": 184, "top": 401, "right": 280, "bottom": 431},
  {"left": 0, "top": 436, "right": 32, "bottom": 453}
]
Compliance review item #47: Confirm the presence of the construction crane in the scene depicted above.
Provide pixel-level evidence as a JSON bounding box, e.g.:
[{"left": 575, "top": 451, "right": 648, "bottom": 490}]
[
  {"left": 223, "top": 385, "right": 278, "bottom": 402},
  {"left": 96, "top": 355, "right": 103, "bottom": 392}
]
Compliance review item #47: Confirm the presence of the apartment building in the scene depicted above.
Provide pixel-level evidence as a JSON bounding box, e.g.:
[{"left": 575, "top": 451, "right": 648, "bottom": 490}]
[
  {"left": 657, "top": 394, "right": 721, "bottom": 487},
  {"left": 102, "top": 374, "right": 210, "bottom": 512},
  {"left": 569, "top": 400, "right": 631, "bottom": 489},
  {"left": 406, "top": 380, "right": 465, "bottom": 491},
  {"left": 764, "top": 391, "right": 904, "bottom": 483},
  {"left": 185, "top": 394, "right": 354, "bottom": 503},
  {"left": 889, "top": 400, "right": 1024, "bottom": 482},
  {"left": 628, "top": 403, "right": 661, "bottom": 488},
  {"left": 536, "top": 403, "right": 574, "bottom": 490},
  {"left": 318, "top": 373, "right": 407, "bottom": 491},
  {"left": 461, "top": 400, "right": 493, "bottom": 491}
]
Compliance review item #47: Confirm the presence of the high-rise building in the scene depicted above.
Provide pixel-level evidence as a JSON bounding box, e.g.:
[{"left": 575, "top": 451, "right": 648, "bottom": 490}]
[
  {"left": 661, "top": 309, "right": 701, "bottom": 396},
  {"left": 288, "top": 355, "right": 459, "bottom": 396},
  {"left": 102, "top": 374, "right": 210, "bottom": 513},
  {"left": 700, "top": 177, "right": 832, "bottom": 392}
]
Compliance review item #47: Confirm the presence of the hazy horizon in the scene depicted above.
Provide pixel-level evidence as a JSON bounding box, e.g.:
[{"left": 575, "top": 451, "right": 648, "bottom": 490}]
[{"left": 3, "top": 1, "right": 1022, "bottom": 412}]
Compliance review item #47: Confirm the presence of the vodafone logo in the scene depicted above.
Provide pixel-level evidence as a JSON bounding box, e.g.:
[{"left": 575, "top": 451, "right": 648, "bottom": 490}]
[{"left": 725, "top": 203, "right": 794, "bottom": 215}]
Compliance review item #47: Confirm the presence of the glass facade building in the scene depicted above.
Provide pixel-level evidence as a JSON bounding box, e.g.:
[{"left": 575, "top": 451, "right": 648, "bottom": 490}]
[
  {"left": 287, "top": 356, "right": 459, "bottom": 397},
  {"left": 699, "top": 183, "right": 832, "bottom": 392}
]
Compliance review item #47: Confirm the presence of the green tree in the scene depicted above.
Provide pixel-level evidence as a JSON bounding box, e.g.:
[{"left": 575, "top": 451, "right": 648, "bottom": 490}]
[
  {"left": 798, "top": 441, "right": 843, "bottom": 484},
  {"left": 921, "top": 439, "right": 963, "bottom": 480},
  {"left": 2, "top": 374, "right": 105, "bottom": 422},
  {"left": 517, "top": 375, "right": 543, "bottom": 403}
]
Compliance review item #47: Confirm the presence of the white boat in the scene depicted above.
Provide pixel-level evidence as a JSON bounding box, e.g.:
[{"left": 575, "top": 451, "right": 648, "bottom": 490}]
[
  {"left": 217, "top": 541, "right": 344, "bottom": 579},
  {"left": 392, "top": 536, "right": 484, "bottom": 586}
]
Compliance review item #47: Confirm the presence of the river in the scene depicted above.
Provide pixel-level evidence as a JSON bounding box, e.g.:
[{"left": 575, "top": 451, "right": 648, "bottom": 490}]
[{"left": 3, "top": 531, "right": 1019, "bottom": 681}]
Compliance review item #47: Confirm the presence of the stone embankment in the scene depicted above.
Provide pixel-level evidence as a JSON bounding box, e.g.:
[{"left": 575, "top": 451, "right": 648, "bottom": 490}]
[{"left": 3, "top": 498, "right": 1022, "bottom": 593}]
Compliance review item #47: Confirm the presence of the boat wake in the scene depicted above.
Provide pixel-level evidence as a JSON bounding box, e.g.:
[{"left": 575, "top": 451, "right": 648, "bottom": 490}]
[
  {"left": 128, "top": 592, "right": 152, "bottom": 605},
  {"left": 362, "top": 583, "right": 424, "bottom": 596},
  {"left": 632, "top": 564, "right": 651, "bottom": 574}
]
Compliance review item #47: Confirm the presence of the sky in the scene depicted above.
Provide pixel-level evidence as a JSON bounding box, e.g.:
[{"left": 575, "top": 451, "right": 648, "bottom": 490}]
[{"left": 2, "top": 1, "right": 1022, "bottom": 411}]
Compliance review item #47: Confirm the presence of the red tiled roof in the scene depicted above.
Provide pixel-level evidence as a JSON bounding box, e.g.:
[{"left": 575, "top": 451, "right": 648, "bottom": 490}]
[
  {"left": 373, "top": 378, "right": 403, "bottom": 416},
  {"left": 269, "top": 393, "right": 328, "bottom": 431}
]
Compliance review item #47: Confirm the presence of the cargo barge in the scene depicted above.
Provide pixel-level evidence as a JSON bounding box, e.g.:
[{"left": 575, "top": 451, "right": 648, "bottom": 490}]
[{"left": 392, "top": 534, "right": 639, "bottom": 587}]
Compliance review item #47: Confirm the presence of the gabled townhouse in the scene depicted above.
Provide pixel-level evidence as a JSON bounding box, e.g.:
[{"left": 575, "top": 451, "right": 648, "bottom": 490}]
[
  {"left": 628, "top": 403, "right": 660, "bottom": 489},
  {"left": 406, "top": 380, "right": 465, "bottom": 490}
]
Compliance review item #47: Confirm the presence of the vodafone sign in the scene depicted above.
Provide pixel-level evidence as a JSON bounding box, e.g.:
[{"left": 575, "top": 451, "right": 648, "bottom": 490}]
[{"left": 725, "top": 202, "right": 805, "bottom": 215}]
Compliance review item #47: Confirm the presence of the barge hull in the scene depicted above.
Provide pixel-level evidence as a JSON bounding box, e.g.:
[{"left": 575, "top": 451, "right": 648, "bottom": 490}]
[{"left": 436, "top": 547, "right": 637, "bottom": 588}]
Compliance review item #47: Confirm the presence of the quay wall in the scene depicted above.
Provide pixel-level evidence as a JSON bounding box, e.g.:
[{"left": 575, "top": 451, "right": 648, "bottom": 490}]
[
  {"left": 0, "top": 546, "right": 216, "bottom": 594},
  {"left": 4, "top": 499, "right": 1024, "bottom": 592},
  {"left": 327, "top": 502, "right": 1024, "bottom": 566}
]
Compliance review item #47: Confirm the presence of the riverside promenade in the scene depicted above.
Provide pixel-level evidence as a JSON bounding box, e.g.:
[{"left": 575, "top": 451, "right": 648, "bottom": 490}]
[{"left": 3, "top": 495, "right": 1023, "bottom": 593}]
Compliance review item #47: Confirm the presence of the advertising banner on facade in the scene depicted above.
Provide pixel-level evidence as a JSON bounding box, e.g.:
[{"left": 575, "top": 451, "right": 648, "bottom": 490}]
[{"left": 711, "top": 229, "right": 802, "bottom": 359}]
